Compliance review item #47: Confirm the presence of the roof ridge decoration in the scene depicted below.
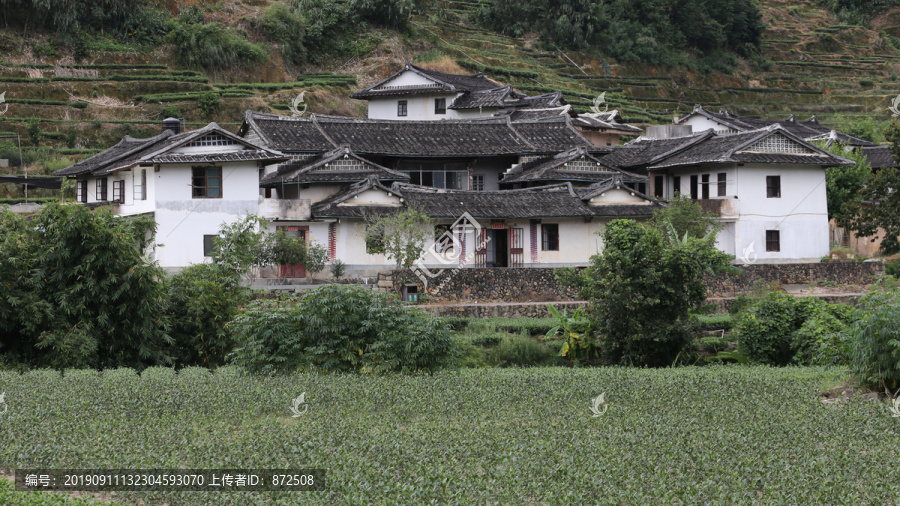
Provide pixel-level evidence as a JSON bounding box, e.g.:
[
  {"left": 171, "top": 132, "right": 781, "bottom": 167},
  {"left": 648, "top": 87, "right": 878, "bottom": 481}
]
[
  {"left": 728, "top": 126, "right": 829, "bottom": 157},
  {"left": 141, "top": 122, "right": 281, "bottom": 162}
]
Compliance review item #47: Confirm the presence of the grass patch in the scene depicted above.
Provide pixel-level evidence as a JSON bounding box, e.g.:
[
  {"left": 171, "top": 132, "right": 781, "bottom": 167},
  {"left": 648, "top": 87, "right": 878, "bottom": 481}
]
[{"left": 0, "top": 366, "right": 896, "bottom": 503}]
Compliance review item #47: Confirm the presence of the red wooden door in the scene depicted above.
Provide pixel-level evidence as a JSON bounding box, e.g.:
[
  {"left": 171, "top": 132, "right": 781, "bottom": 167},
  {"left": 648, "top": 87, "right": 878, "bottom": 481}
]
[{"left": 277, "top": 226, "right": 308, "bottom": 278}]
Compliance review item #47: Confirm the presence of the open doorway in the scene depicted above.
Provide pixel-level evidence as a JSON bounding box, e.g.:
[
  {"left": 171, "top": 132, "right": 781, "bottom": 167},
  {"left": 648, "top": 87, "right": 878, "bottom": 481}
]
[{"left": 490, "top": 229, "right": 508, "bottom": 267}]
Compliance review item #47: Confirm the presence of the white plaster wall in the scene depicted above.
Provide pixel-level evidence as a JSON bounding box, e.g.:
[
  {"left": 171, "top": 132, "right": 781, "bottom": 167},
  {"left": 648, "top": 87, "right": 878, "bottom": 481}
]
[
  {"left": 589, "top": 187, "right": 651, "bottom": 205},
  {"left": 152, "top": 162, "right": 261, "bottom": 268},
  {"left": 680, "top": 115, "right": 734, "bottom": 133},
  {"left": 534, "top": 219, "right": 606, "bottom": 266},
  {"left": 367, "top": 94, "right": 461, "bottom": 120}
]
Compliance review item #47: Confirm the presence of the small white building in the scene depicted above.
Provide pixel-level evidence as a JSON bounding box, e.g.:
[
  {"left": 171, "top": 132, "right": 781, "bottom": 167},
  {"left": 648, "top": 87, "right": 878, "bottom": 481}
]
[
  {"left": 602, "top": 125, "right": 854, "bottom": 263},
  {"left": 54, "top": 121, "right": 288, "bottom": 270}
]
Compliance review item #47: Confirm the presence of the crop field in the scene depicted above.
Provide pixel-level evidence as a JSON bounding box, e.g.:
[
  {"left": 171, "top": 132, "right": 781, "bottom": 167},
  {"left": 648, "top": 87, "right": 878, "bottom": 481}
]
[{"left": 1, "top": 366, "right": 899, "bottom": 504}]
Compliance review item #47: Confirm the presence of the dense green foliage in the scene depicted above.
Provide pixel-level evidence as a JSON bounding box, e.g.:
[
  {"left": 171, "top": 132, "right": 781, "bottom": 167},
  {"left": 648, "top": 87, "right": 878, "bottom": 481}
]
[
  {"left": 2, "top": 367, "right": 900, "bottom": 503},
  {"left": 649, "top": 194, "right": 721, "bottom": 240},
  {"left": 886, "top": 259, "right": 900, "bottom": 278},
  {"left": 0, "top": 204, "right": 171, "bottom": 370},
  {"left": 851, "top": 122, "right": 900, "bottom": 254},
  {"left": 229, "top": 285, "right": 454, "bottom": 374},
  {"left": 0, "top": 0, "right": 169, "bottom": 43},
  {"left": 484, "top": 333, "right": 559, "bottom": 367},
  {"left": 818, "top": 0, "right": 900, "bottom": 26},
  {"left": 819, "top": 141, "right": 871, "bottom": 225},
  {"left": 850, "top": 279, "right": 900, "bottom": 391},
  {"left": 736, "top": 293, "right": 855, "bottom": 366},
  {"left": 479, "top": 0, "right": 763, "bottom": 66},
  {"left": 365, "top": 207, "right": 433, "bottom": 270},
  {"left": 569, "top": 219, "right": 733, "bottom": 367},
  {"left": 166, "top": 7, "right": 267, "bottom": 71},
  {"left": 166, "top": 264, "right": 248, "bottom": 368}
]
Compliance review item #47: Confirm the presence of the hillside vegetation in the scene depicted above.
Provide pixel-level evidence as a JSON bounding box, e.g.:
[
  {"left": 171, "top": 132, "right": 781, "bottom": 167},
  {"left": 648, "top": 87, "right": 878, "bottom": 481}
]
[{"left": 1, "top": 0, "right": 899, "bottom": 198}]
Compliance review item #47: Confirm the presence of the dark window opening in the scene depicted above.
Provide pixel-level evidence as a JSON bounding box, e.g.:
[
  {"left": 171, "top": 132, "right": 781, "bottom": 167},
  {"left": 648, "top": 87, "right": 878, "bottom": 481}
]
[
  {"left": 192, "top": 166, "right": 222, "bottom": 198},
  {"left": 96, "top": 178, "right": 107, "bottom": 201},
  {"left": 397, "top": 100, "right": 407, "bottom": 117},
  {"left": 766, "top": 175, "right": 781, "bottom": 198},
  {"left": 766, "top": 230, "right": 780, "bottom": 252},
  {"left": 203, "top": 235, "right": 218, "bottom": 257},
  {"left": 701, "top": 174, "right": 710, "bottom": 199},
  {"left": 653, "top": 175, "right": 664, "bottom": 198},
  {"left": 435, "top": 98, "right": 446, "bottom": 115},
  {"left": 717, "top": 172, "right": 727, "bottom": 197},
  {"left": 541, "top": 224, "right": 559, "bottom": 251},
  {"left": 76, "top": 180, "right": 87, "bottom": 203},
  {"left": 112, "top": 180, "right": 125, "bottom": 203},
  {"left": 690, "top": 175, "right": 699, "bottom": 200},
  {"left": 673, "top": 176, "right": 681, "bottom": 197},
  {"left": 264, "top": 187, "right": 272, "bottom": 199}
]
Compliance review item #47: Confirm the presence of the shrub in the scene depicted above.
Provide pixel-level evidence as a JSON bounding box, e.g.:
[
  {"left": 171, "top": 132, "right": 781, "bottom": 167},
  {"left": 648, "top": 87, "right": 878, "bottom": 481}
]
[
  {"left": 166, "top": 264, "right": 248, "bottom": 368},
  {"left": 886, "top": 259, "right": 900, "bottom": 277},
  {"left": 229, "top": 285, "right": 454, "bottom": 374},
  {"left": 737, "top": 294, "right": 853, "bottom": 365},
  {"left": 197, "top": 91, "right": 220, "bottom": 118},
  {"left": 261, "top": 3, "right": 308, "bottom": 65},
  {"left": 304, "top": 240, "right": 328, "bottom": 279},
  {"left": 330, "top": 259, "right": 346, "bottom": 279},
  {"left": 167, "top": 7, "right": 267, "bottom": 71},
  {"left": 695, "top": 313, "right": 734, "bottom": 331},
  {"left": 850, "top": 280, "right": 900, "bottom": 391},
  {"left": 485, "top": 334, "right": 558, "bottom": 367}
]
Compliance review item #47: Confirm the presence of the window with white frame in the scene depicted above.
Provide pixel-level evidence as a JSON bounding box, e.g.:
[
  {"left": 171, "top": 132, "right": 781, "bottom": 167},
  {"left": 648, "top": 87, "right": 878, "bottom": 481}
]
[
  {"left": 95, "top": 178, "right": 107, "bottom": 201},
  {"left": 76, "top": 180, "right": 87, "bottom": 203},
  {"left": 472, "top": 174, "right": 485, "bottom": 191},
  {"left": 112, "top": 180, "right": 125, "bottom": 203}
]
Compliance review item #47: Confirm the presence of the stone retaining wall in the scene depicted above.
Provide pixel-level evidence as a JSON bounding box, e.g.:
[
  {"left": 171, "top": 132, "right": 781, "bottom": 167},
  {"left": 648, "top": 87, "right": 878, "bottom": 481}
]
[{"left": 383, "top": 261, "right": 883, "bottom": 303}]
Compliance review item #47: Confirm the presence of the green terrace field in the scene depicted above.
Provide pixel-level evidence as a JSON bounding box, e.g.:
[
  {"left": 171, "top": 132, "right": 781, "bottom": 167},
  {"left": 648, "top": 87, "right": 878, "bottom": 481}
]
[{"left": 1, "top": 366, "right": 899, "bottom": 504}]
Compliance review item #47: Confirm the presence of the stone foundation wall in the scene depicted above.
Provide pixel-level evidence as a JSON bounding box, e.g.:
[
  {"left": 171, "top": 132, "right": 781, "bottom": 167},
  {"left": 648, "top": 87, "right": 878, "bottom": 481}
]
[
  {"left": 420, "top": 301, "right": 587, "bottom": 319},
  {"left": 378, "top": 261, "right": 884, "bottom": 303}
]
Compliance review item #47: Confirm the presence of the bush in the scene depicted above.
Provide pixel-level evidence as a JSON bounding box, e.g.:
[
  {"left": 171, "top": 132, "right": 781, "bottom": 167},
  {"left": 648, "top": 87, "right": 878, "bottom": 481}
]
[
  {"left": 330, "top": 259, "right": 346, "bottom": 279},
  {"left": 229, "top": 285, "right": 454, "bottom": 374},
  {"left": 166, "top": 264, "right": 248, "bottom": 368},
  {"left": 261, "top": 3, "right": 308, "bottom": 65},
  {"left": 850, "top": 280, "right": 900, "bottom": 391},
  {"left": 736, "top": 294, "right": 853, "bottom": 366},
  {"left": 167, "top": 7, "right": 267, "bottom": 71},
  {"left": 484, "top": 334, "right": 558, "bottom": 367},
  {"left": 695, "top": 313, "right": 734, "bottom": 331},
  {"left": 886, "top": 259, "right": 900, "bottom": 277},
  {"left": 197, "top": 91, "right": 220, "bottom": 118}
]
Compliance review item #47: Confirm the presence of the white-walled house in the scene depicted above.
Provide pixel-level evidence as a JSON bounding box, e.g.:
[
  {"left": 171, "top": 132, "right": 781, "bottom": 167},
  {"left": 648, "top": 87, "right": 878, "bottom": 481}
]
[
  {"left": 601, "top": 125, "right": 854, "bottom": 262},
  {"left": 54, "top": 121, "right": 288, "bottom": 270}
]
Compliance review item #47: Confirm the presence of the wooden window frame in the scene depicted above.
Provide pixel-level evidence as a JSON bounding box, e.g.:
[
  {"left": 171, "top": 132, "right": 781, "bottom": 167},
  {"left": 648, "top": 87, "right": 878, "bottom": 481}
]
[
  {"left": 96, "top": 178, "right": 108, "bottom": 201},
  {"left": 766, "top": 175, "right": 781, "bottom": 198},
  {"left": 112, "top": 180, "right": 125, "bottom": 203},
  {"left": 76, "top": 180, "right": 87, "bottom": 203},
  {"left": 541, "top": 224, "right": 559, "bottom": 251},
  {"left": 203, "top": 234, "right": 218, "bottom": 257},
  {"left": 717, "top": 172, "right": 726, "bottom": 197},
  {"left": 192, "top": 166, "right": 223, "bottom": 199},
  {"left": 766, "top": 230, "right": 780, "bottom": 252},
  {"left": 472, "top": 174, "right": 485, "bottom": 191},
  {"left": 701, "top": 174, "right": 710, "bottom": 199},
  {"left": 435, "top": 97, "right": 446, "bottom": 115},
  {"left": 397, "top": 100, "right": 408, "bottom": 117}
]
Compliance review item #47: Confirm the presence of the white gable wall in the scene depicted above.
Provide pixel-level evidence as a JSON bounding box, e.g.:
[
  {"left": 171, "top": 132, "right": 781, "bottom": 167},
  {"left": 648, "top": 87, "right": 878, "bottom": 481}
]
[
  {"left": 680, "top": 115, "right": 738, "bottom": 134},
  {"left": 367, "top": 94, "right": 462, "bottom": 120},
  {"left": 153, "top": 161, "right": 262, "bottom": 269}
]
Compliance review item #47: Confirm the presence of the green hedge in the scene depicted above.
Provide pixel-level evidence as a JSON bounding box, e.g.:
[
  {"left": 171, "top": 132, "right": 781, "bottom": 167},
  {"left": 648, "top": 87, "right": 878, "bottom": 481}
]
[{"left": 134, "top": 90, "right": 255, "bottom": 102}]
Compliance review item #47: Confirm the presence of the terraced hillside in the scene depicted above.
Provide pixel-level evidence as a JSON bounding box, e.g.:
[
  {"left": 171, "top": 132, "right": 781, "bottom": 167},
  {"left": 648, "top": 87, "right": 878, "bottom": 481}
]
[{"left": 0, "top": 0, "right": 898, "bottom": 200}]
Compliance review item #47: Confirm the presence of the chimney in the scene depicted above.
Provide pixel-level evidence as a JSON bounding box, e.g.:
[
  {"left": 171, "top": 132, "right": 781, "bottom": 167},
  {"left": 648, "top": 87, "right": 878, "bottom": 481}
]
[{"left": 162, "top": 117, "right": 181, "bottom": 134}]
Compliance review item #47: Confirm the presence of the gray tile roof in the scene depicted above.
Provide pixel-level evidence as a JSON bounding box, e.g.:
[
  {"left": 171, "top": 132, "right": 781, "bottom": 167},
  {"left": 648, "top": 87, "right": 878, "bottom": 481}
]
[
  {"left": 601, "top": 126, "right": 853, "bottom": 170},
  {"left": 862, "top": 145, "right": 898, "bottom": 169},
  {"left": 261, "top": 145, "right": 409, "bottom": 186},
  {"left": 55, "top": 122, "right": 288, "bottom": 177},
  {"left": 502, "top": 146, "right": 646, "bottom": 184},
  {"left": 241, "top": 111, "right": 598, "bottom": 156},
  {"left": 449, "top": 86, "right": 527, "bottom": 110},
  {"left": 310, "top": 176, "right": 403, "bottom": 218},
  {"left": 677, "top": 106, "right": 875, "bottom": 147},
  {"left": 350, "top": 63, "right": 500, "bottom": 99},
  {"left": 572, "top": 110, "right": 643, "bottom": 133}
]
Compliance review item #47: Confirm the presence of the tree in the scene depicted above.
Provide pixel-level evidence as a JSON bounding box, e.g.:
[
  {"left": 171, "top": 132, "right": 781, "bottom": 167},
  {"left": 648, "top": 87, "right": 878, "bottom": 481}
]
[
  {"left": 305, "top": 239, "right": 328, "bottom": 279},
  {"left": 569, "top": 219, "right": 734, "bottom": 367},
  {"left": 365, "top": 208, "right": 433, "bottom": 270},
  {"left": 817, "top": 141, "right": 871, "bottom": 226},
  {"left": 0, "top": 204, "right": 171, "bottom": 369},
  {"left": 26, "top": 118, "right": 42, "bottom": 146},
  {"left": 850, "top": 122, "right": 900, "bottom": 254},
  {"left": 211, "top": 215, "right": 273, "bottom": 276},
  {"left": 648, "top": 194, "right": 721, "bottom": 241}
]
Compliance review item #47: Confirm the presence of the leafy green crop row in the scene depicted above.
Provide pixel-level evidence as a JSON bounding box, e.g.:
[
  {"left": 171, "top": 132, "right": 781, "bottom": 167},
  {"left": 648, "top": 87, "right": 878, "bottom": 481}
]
[{"left": 0, "top": 366, "right": 897, "bottom": 504}]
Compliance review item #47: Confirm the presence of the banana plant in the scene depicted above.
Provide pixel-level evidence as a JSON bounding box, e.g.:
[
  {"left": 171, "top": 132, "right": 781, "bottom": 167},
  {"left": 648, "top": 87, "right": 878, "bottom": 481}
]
[{"left": 545, "top": 304, "right": 596, "bottom": 366}]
